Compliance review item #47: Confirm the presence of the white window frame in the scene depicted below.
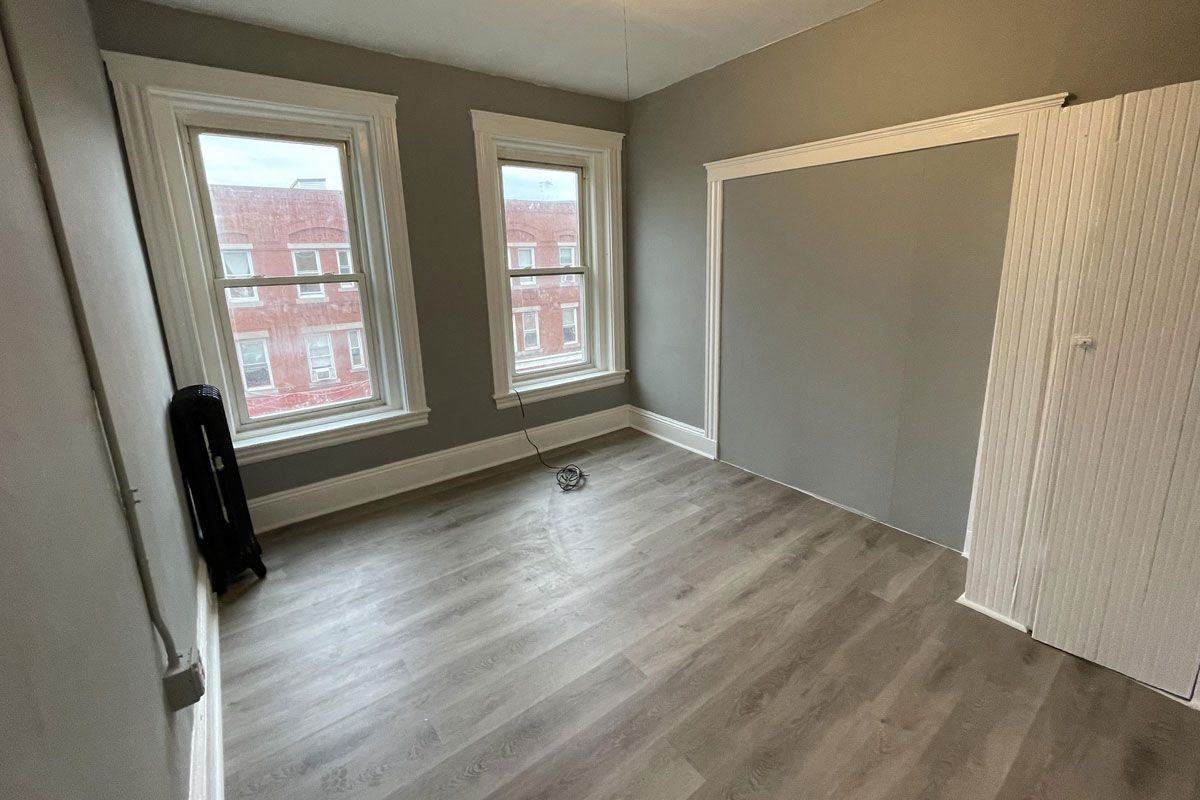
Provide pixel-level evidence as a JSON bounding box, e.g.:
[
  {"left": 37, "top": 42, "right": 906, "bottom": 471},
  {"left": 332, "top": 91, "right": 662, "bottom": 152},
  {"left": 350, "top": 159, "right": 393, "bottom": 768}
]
[
  {"left": 347, "top": 328, "right": 367, "bottom": 370},
  {"left": 235, "top": 334, "right": 274, "bottom": 391},
  {"left": 220, "top": 245, "right": 259, "bottom": 304},
  {"left": 290, "top": 249, "right": 326, "bottom": 299},
  {"left": 472, "top": 111, "right": 626, "bottom": 408},
  {"left": 561, "top": 303, "right": 580, "bottom": 346},
  {"left": 105, "top": 52, "right": 429, "bottom": 463}
]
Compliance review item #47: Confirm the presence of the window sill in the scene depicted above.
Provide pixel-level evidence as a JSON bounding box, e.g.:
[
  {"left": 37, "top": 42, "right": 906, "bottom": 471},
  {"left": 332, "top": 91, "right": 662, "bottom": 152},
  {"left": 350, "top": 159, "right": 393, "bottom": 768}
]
[
  {"left": 234, "top": 406, "right": 430, "bottom": 465},
  {"left": 494, "top": 369, "right": 627, "bottom": 409}
]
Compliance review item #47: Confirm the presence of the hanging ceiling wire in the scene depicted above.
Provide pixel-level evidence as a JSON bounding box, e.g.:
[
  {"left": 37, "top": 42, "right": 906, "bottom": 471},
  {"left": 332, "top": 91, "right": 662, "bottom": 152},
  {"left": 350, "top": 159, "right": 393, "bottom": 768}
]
[{"left": 622, "top": 0, "right": 631, "bottom": 100}]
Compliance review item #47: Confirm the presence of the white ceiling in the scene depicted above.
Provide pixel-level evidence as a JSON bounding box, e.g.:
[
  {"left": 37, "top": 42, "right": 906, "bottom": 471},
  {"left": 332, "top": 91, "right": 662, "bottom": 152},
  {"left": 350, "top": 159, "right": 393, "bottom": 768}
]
[{"left": 144, "top": 0, "right": 880, "bottom": 100}]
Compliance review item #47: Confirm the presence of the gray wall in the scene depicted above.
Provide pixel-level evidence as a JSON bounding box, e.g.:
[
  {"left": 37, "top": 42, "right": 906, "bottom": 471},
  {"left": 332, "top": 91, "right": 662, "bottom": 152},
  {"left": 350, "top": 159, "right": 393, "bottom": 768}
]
[
  {"left": 628, "top": 0, "right": 1200, "bottom": 428},
  {"left": 2, "top": 0, "right": 198, "bottom": 695},
  {"left": 721, "top": 138, "right": 1016, "bottom": 549},
  {"left": 0, "top": 17, "right": 189, "bottom": 798},
  {"left": 88, "top": 0, "right": 629, "bottom": 498}
]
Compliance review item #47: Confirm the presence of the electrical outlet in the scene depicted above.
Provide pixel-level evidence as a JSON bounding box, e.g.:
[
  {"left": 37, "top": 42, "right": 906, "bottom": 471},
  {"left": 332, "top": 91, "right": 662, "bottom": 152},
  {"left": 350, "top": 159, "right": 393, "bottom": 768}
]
[{"left": 164, "top": 649, "right": 206, "bottom": 711}]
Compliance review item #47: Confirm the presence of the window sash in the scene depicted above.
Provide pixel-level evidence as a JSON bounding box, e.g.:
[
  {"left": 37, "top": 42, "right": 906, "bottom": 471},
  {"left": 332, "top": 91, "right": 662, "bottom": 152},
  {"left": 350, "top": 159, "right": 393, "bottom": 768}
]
[{"left": 192, "top": 129, "right": 383, "bottom": 427}]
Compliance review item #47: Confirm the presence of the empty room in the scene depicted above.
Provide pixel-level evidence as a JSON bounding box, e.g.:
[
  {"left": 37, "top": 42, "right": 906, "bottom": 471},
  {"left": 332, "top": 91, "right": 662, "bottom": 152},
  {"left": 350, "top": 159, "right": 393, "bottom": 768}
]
[{"left": 5, "top": 0, "right": 1200, "bottom": 798}]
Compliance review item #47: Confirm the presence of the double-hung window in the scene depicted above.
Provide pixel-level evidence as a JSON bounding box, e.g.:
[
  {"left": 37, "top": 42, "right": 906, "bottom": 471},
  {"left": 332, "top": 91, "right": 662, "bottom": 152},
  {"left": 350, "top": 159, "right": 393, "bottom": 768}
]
[
  {"left": 106, "top": 54, "right": 428, "bottom": 462},
  {"left": 472, "top": 111, "right": 625, "bottom": 408}
]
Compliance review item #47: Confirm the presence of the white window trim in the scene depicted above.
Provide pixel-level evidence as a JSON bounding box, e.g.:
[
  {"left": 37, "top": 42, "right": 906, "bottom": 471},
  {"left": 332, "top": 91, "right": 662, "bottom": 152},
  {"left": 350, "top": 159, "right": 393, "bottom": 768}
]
[
  {"left": 104, "top": 52, "right": 429, "bottom": 464},
  {"left": 473, "top": 110, "right": 626, "bottom": 409}
]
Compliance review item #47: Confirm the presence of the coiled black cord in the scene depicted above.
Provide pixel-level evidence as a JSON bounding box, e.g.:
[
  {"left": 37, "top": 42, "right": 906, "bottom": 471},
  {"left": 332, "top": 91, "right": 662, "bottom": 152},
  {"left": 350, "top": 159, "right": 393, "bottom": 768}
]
[{"left": 514, "top": 390, "right": 587, "bottom": 491}]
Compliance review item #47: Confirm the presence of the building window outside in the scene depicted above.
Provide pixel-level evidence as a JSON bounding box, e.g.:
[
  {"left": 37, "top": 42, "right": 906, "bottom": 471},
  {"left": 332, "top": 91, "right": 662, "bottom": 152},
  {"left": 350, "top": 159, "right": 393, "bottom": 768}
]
[
  {"left": 336, "top": 248, "right": 354, "bottom": 289},
  {"left": 236, "top": 338, "right": 273, "bottom": 390},
  {"left": 562, "top": 305, "right": 579, "bottom": 346},
  {"left": 347, "top": 328, "right": 367, "bottom": 370},
  {"left": 514, "top": 309, "right": 540, "bottom": 352},
  {"left": 305, "top": 332, "right": 337, "bottom": 383},
  {"left": 510, "top": 245, "right": 537, "bottom": 286},
  {"left": 221, "top": 249, "right": 258, "bottom": 302},
  {"left": 559, "top": 245, "right": 577, "bottom": 285},
  {"left": 292, "top": 249, "right": 325, "bottom": 299}
]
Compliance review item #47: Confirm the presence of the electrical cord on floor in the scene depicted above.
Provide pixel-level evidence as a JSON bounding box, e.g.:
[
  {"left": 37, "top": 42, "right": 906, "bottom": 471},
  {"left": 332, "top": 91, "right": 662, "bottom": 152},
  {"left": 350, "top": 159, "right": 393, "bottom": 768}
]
[{"left": 514, "top": 389, "right": 587, "bottom": 491}]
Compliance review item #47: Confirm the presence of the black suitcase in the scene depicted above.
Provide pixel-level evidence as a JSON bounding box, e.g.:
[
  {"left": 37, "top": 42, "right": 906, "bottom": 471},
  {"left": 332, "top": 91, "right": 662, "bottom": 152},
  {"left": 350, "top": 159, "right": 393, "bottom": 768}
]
[{"left": 169, "top": 384, "right": 266, "bottom": 595}]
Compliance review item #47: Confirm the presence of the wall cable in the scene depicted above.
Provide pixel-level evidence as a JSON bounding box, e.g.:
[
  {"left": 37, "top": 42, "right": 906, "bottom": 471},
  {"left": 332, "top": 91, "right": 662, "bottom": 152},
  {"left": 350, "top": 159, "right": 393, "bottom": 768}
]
[{"left": 514, "top": 390, "right": 587, "bottom": 491}]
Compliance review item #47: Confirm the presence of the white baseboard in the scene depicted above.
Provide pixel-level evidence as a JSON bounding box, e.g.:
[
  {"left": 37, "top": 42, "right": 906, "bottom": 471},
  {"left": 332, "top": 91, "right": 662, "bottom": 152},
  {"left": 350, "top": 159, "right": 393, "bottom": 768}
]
[
  {"left": 628, "top": 406, "right": 717, "bottom": 459},
  {"left": 189, "top": 566, "right": 222, "bottom": 800},
  {"left": 955, "top": 593, "right": 1029, "bottom": 632},
  {"left": 248, "top": 405, "right": 632, "bottom": 532}
]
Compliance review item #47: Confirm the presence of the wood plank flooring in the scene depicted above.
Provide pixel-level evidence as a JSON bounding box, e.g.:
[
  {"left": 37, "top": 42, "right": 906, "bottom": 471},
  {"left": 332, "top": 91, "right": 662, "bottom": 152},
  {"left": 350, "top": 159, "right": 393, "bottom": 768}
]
[{"left": 221, "top": 430, "right": 1200, "bottom": 800}]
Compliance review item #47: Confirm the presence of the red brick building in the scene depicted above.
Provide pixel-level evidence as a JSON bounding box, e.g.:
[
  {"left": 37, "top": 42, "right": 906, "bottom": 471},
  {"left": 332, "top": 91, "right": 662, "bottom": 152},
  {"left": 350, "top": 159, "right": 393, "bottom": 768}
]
[{"left": 213, "top": 184, "right": 581, "bottom": 416}]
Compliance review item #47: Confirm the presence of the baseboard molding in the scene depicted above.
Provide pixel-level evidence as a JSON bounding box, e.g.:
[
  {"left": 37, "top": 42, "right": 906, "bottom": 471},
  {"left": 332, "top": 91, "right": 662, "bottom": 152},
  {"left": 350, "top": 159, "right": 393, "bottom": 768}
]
[
  {"left": 248, "top": 405, "right": 631, "bottom": 532},
  {"left": 188, "top": 566, "right": 222, "bottom": 800},
  {"left": 628, "top": 406, "right": 717, "bottom": 459},
  {"left": 956, "top": 593, "right": 1029, "bottom": 632}
]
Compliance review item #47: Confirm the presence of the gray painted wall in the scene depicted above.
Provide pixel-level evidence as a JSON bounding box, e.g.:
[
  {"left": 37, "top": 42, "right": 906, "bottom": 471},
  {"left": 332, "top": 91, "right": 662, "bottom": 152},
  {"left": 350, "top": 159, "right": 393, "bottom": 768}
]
[
  {"left": 0, "top": 19, "right": 189, "bottom": 798},
  {"left": 627, "top": 0, "right": 1200, "bottom": 428},
  {"left": 2, "top": 0, "right": 199, "bottom": 695},
  {"left": 88, "top": 0, "right": 629, "bottom": 498},
  {"left": 721, "top": 138, "right": 1017, "bottom": 549}
]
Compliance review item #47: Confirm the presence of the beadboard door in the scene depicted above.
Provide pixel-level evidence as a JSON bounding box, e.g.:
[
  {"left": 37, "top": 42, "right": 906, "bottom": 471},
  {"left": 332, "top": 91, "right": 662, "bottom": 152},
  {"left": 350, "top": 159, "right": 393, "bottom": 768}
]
[{"left": 1030, "top": 81, "right": 1200, "bottom": 697}]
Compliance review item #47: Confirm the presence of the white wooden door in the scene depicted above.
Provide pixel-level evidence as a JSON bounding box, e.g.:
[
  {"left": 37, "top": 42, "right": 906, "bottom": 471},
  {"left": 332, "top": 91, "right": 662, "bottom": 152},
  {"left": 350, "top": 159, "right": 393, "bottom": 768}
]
[{"left": 1032, "top": 80, "right": 1200, "bottom": 697}]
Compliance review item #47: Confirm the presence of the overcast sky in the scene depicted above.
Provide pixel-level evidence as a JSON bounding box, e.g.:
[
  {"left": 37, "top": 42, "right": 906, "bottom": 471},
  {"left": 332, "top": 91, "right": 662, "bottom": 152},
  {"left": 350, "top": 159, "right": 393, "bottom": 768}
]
[
  {"left": 197, "top": 133, "right": 579, "bottom": 204},
  {"left": 502, "top": 164, "right": 578, "bottom": 201},
  {"left": 198, "top": 133, "right": 344, "bottom": 189}
]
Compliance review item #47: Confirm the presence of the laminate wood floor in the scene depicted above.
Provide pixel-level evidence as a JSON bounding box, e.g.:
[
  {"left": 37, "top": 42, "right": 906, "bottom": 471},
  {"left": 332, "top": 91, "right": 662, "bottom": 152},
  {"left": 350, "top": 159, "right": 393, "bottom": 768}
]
[{"left": 221, "top": 430, "right": 1200, "bottom": 800}]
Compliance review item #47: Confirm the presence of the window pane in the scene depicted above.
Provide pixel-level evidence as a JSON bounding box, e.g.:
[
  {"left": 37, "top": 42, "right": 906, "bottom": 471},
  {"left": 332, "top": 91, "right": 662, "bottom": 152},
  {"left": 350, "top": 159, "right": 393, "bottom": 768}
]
[
  {"left": 510, "top": 276, "right": 586, "bottom": 374},
  {"left": 197, "top": 132, "right": 376, "bottom": 419},
  {"left": 225, "top": 282, "right": 375, "bottom": 419},
  {"left": 501, "top": 164, "right": 580, "bottom": 276},
  {"left": 196, "top": 133, "right": 350, "bottom": 278}
]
